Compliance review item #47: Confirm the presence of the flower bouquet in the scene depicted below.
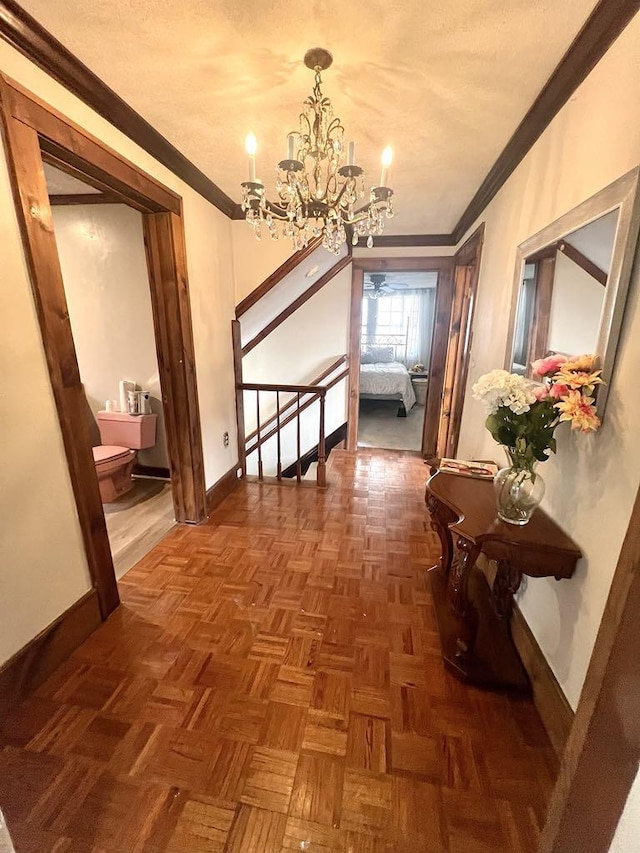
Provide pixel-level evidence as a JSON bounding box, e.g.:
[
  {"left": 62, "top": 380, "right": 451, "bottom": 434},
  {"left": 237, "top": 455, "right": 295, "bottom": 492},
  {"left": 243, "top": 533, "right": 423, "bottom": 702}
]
[{"left": 472, "top": 354, "right": 602, "bottom": 525}]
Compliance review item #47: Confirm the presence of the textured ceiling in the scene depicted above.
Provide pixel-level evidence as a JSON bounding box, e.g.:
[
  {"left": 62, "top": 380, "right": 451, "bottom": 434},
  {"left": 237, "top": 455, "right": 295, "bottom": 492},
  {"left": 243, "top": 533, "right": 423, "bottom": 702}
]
[{"left": 21, "top": 0, "right": 599, "bottom": 234}]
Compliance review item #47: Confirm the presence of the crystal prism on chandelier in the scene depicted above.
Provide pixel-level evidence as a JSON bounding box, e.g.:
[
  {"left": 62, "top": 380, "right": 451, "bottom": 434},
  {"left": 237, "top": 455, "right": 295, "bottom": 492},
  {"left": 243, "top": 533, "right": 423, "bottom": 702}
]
[{"left": 240, "top": 48, "right": 395, "bottom": 255}]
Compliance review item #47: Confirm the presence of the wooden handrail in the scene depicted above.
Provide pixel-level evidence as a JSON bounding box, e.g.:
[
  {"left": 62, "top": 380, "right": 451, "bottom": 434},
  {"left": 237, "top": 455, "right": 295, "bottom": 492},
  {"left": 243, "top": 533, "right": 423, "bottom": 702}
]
[
  {"left": 242, "top": 253, "right": 352, "bottom": 356},
  {"left": 244, "top": 367, "right": 349, "bottom": 457},
  {"left": 239, "top": 382, "right": 327, "bottom": 395},
  {"left": 235, "top": 236, "right": 323, "bottom": 318},
  {"left": 244, "top": 354, "right": 347, "bottom": 444}
]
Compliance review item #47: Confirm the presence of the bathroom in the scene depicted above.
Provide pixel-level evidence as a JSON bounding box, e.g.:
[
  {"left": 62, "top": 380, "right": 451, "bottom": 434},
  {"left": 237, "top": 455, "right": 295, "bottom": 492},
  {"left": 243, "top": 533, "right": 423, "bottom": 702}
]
[{"left": 45, "top": 163, "right": 175, "bottom": 577}]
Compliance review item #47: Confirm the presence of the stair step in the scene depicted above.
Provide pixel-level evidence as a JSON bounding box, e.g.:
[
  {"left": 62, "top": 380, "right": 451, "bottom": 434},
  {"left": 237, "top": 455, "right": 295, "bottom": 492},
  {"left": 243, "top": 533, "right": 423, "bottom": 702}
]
[{"left": 304, "top": 461, "right": 318, "bottom": 481}]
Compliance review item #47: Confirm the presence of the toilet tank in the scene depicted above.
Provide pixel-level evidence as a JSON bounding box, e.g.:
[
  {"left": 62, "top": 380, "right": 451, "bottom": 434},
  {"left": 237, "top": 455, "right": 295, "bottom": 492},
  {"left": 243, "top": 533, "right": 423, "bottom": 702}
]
[{"left": 96, "top": 411, "right": 157, "bottom": 449}]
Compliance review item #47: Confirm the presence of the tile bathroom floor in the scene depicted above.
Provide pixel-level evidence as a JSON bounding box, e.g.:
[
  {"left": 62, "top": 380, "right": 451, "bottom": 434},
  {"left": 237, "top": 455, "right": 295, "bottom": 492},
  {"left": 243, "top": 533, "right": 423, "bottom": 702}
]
[{"left": 0, "top": 449, "right": 557, "bottom": 852}]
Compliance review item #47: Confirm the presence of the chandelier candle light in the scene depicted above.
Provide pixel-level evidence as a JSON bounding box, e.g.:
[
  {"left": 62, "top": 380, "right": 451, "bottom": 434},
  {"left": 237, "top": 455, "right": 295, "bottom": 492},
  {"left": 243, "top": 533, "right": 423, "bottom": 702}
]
[{"left": 240, "top": 48, "right": 395, "bottom": 254}]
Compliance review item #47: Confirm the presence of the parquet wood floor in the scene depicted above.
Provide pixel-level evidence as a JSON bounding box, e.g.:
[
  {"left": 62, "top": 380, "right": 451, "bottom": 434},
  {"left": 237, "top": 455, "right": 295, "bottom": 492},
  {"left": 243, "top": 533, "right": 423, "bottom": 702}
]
[{"left": 0, "top": 449, "right": 558, "bottom": 852}]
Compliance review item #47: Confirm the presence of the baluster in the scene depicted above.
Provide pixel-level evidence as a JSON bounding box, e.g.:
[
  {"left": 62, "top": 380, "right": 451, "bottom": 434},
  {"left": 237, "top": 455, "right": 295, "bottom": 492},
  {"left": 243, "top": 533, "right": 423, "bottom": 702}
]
[
  {"left": 317, "top": 393, "right": 326, "bottom": 487},
  {"left": 296, "top": 393, "right": 302, "bottom": 483},
  {"left": 256, "top": 390, "right": 263, "bottom": 480},
  {"left": 276, "top": 390, "right": 282, "bottom": 480}
]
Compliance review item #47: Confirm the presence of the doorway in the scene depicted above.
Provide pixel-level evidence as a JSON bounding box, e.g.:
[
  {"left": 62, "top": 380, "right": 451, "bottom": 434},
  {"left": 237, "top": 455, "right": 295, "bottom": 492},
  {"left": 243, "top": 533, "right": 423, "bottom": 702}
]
[
  {"left": 347, "top": 257, "right": 455, "bottom": 456},
  {"left": 0, "top": 76, "right": 206, "bottom": 619},
  {"left": 43, "top": 162, "right": 176, "bottom": 578},
  {"left": 436, "top": 224, "right": 485, "bottom": 459},
  {"left": 357, "top": 270, "right": 438, "bottom": 451}
]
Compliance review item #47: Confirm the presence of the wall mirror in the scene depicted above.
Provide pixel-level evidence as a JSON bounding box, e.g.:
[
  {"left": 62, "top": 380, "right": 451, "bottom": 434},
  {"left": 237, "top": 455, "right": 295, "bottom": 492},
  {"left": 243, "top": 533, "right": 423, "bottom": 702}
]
[{"left": 506, "top": 167, "right": 640, "bottom": 414}]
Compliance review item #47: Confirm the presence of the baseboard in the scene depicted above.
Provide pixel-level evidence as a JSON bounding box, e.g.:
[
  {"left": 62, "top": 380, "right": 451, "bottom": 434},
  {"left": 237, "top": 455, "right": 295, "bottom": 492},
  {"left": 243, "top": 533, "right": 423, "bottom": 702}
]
[
  {"left": 133, "top": 465, "right": 171, "bottom": 480},
  {"left": 206, "top": 464, "right": 240, "bottom": 514},
  {"left": 0, "top": 588, "right": 101, "bottom": 722},
  {"left": 510, "top": 602, "right": 574, "bottom": 757},
  {"left": 479, "top": 556, "right": 574, "bottom": 758}
]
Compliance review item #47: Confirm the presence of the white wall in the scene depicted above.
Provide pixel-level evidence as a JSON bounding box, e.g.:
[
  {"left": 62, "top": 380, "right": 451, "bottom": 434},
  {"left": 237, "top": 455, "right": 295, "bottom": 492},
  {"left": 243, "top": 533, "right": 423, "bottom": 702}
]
[
  {"left": 242, "top": 268, "right": 351, "bottom": 475},
  {"left": 51, "top": 203, "right": 170, "bottom": 469},
  {"left": 0, "top": 40, "right": 237, "bottom": 666},
  {"left": 547, "top": 251, "right": 604, "bottom": 356},
  {"left": 456, "top": 14, "right": 640, "bottom": 710}
]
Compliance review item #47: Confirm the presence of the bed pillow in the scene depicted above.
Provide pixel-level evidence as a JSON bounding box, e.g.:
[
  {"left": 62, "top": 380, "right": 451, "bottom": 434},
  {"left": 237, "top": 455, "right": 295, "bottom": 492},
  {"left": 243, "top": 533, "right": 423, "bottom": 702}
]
[{"left": 361, "top": 345, "right": 395, "bottom": 364}]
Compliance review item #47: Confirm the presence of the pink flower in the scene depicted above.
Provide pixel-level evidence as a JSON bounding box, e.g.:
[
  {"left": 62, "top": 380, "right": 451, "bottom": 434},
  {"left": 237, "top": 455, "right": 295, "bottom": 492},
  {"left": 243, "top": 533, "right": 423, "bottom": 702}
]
[
  {"left": 549, "top": 382, "right": 570, "bottom": 400},
  {"left": 533, "top": 385, "right": 549, "bottom": 401},
  {"left": 531, "top": 353, "right": 566, "bottom": 377}
]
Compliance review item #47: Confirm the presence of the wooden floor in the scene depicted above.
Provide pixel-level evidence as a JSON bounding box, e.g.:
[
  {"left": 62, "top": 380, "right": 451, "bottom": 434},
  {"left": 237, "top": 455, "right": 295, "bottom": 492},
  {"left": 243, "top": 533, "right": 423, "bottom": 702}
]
[
  {"left": 0, "top": 449, "right": 558, "bottom": 852},
  {"left": 104, "top": 479, "right": 176, "bottom": 580}
]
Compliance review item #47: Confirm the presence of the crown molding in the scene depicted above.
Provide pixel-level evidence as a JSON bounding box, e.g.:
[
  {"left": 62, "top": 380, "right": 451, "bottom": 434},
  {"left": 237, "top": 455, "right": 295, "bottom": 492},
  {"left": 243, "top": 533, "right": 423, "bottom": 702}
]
[
  {"left": 452, "top": 0, "right": 640, "bottom": 243},
  {"left": 1, "top": 0, "right": 635, "bottom": 235},
  {"left": 0, "top": 0, "right": 237, "bottom": 217},
  {"left": 355, "top": 233, "right": 457, "bottom": 247}
]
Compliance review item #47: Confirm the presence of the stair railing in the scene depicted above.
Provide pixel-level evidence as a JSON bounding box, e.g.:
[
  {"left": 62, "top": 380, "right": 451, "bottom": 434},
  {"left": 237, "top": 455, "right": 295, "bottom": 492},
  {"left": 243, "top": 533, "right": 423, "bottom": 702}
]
[{"left": 239, "top": 382, "right": 329, "bottom": 486}]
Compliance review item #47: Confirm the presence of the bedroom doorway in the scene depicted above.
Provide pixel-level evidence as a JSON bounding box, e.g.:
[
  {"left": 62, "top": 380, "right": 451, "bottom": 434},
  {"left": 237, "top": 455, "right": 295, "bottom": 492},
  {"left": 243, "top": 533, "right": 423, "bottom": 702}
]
[
  {"left": 358, "top": 271, "right": 437, "bottom": 451},
  {"left": 347, "top": 257, "right": 456, "bottom": 456}
]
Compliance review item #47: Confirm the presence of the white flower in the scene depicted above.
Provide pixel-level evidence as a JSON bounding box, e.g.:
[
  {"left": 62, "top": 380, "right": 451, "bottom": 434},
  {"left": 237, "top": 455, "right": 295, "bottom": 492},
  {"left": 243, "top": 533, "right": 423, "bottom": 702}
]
[{"left": 472, "top": 369, "right": 537, "bottom": 416}]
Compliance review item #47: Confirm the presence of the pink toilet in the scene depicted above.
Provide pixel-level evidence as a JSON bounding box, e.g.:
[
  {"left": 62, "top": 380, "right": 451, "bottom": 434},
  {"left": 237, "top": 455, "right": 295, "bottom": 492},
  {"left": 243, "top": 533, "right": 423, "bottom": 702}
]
[{"left": 93, "top": 411, "right": 157, "bottom": 503}]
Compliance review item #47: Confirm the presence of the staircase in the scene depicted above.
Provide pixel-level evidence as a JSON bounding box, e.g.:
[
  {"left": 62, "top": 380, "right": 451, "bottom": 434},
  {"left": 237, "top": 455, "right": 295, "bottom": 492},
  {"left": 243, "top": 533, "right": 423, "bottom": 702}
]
[{"left": 232, "top": 241, "right": 352, "bottom": 487}]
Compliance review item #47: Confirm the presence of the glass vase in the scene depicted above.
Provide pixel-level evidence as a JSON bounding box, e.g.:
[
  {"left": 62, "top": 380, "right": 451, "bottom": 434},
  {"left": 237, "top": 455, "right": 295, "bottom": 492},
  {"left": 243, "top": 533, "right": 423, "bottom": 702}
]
[{"left": 493, "top": 451, "right": 545, "bottom": 526}]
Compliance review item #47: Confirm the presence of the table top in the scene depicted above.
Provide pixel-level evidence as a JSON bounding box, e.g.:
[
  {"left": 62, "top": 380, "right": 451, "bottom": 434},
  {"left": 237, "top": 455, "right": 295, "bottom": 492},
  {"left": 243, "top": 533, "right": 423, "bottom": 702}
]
[
  {"left": 409, "top": 371, "right": 429, "bottom": 379},
  {"left": 426, "top": 471, "right": 581, "bottom": 558}
]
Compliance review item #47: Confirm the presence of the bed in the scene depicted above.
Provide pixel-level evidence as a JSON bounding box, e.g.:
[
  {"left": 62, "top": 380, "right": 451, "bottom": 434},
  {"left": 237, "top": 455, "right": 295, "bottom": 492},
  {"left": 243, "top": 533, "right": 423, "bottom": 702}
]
[{"left": 359, "top": 340, "right": 416, "bottom": 415}]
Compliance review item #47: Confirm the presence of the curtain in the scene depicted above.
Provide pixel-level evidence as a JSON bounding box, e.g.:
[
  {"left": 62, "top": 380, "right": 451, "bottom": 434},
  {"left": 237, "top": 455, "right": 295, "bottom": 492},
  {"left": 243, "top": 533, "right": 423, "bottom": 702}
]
[{"left": 363, "top": 289, "right": 437, "bottom": 368}]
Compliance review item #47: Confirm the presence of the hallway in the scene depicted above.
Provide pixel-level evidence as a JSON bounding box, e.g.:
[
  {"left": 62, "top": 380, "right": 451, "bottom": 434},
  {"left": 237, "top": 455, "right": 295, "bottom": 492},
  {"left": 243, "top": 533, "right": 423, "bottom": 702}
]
[{"left": 0, "top": 449, "right": 557, "bottom": 852}]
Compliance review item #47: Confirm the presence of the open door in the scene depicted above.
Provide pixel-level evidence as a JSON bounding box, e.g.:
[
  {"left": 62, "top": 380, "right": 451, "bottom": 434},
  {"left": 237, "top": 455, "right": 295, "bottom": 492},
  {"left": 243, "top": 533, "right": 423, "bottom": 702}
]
[{"left": 436, "top": 224, "right": 484, "bottom": 459}]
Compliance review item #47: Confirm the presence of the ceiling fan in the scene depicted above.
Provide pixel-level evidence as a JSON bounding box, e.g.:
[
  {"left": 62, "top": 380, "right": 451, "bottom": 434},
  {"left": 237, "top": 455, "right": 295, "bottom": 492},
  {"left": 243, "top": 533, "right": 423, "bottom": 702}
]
[{"left": 364, "top": 273, "right": 394, "bottom": 299}]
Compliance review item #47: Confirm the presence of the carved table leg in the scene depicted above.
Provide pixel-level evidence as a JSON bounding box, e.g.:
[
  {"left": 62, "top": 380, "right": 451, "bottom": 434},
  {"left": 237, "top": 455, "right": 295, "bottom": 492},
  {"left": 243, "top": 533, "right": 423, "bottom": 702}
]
[
  {"left": 492, "top": 560, "right": 523, "bottom": 620},
  {"left": 426, "top": 492, "right": 454, "bottom": 576},
  {"left": 447, "top": 536, "right": 481, "bottom": 660}
]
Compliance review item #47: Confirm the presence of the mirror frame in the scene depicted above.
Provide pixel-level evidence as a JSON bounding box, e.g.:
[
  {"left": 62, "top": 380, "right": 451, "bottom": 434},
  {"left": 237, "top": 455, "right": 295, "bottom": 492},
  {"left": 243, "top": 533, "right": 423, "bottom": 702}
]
[{"left": 504, "top": 167, "right": 640, "bottom": 415}]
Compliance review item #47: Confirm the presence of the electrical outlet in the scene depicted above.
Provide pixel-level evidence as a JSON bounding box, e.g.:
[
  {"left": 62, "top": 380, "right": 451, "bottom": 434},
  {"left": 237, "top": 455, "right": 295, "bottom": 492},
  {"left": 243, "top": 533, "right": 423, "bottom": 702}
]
[{"left": 223, "top": 431, "right": 229, "bottom": 448}]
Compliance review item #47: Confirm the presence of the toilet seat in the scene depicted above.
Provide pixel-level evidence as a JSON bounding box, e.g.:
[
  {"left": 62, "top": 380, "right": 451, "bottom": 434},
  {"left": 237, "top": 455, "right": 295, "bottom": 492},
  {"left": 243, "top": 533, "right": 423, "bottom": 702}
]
[{"left": 93, "top": 445, "right": 133, "bottom": 467}]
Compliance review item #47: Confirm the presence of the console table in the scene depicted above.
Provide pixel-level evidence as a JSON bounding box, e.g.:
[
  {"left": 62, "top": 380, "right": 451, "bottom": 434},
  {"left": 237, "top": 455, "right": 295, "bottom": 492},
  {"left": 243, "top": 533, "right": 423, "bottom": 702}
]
[{"left": 426, "top": 471, "right": 581, "bottom": 691}]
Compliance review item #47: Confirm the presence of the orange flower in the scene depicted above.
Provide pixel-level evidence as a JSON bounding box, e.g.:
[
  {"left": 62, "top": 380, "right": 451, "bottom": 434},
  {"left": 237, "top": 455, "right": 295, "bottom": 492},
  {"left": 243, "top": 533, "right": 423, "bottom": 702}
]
[
  {"left": 554, "top": 390, "right": 601, "bottom": 432},
  {"left": 559, "top": 355, "right": 599, "bottom": 373},
  {"left": 553, "top": 368, "right": 603, "bottom": 393}
]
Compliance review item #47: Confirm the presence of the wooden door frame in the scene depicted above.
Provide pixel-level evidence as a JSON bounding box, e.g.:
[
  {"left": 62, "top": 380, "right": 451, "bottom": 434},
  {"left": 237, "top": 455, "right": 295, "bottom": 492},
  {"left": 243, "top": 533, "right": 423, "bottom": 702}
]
[
  {"left": 347, "top": 256, "right": 455, "bottom": 455},
  {"left": 0, "top": 74, "right": 207, "bottom": 620},
  {"left": 437, "top": 223, "right": 484, "bottom": 459}
]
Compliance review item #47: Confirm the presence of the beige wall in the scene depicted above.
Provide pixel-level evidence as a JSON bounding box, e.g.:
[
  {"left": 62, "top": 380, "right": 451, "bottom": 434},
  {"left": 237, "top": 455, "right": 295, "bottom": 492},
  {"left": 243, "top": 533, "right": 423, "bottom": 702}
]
[
  {"left": 609, "top": 769, "right": 640, "bottom": 852},
  {"left": 231, "top": 220, "right": 292, "bottom": 304},
  {"left": 0, "top": 40, "right": 237, "bottom": 666},
  {"left": 353, "top": 245, "right": 456, "bottom": 259},
  {"left": 456, "top": 14, "right": 640, "bottom": 710},
  {"left": 547, "top": 250, "right": 604, "bottom": 356},
  {"left": 0, "top": 134, "right": 93, "bottom": 664},
  {"left": 242, "top": 267, "right": 351, "bottom": 475},
  {"left": 51, "top": 203, "right": 170, "bottom": 469}
]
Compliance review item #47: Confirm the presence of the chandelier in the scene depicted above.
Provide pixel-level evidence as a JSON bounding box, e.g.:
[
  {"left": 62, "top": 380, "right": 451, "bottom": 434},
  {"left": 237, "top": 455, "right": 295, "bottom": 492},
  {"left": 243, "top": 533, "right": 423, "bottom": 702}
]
[{"left": 240, "top": 48, "right": 395, "bottom": 255}]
